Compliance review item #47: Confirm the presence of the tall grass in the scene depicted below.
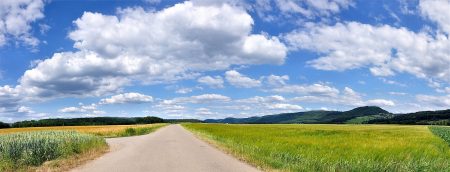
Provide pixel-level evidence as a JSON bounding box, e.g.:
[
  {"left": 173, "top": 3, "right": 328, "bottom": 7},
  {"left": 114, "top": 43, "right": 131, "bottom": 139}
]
[
  {"left": 184, "top": 124, "right": 450, "bottom": 172},
  {"left": 116, "top": 124, "right": 166, "bottom": 137},
  {"left": 0, "top": 131, "right": 106, "bottom": 171}
]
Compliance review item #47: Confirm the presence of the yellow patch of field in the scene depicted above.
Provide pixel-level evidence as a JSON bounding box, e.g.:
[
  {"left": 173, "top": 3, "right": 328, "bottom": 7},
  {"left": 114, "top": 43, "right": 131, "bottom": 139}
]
[{"left": 0, "top": 123, "right": 167, "bottom": 137}]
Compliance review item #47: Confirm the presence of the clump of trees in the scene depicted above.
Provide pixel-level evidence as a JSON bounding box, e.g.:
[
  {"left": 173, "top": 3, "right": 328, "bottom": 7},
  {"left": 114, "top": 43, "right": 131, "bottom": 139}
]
[
  {"left": 0, "top": 121, "right": 10, "bottom": 128},
  {"left": 12, "top": 116, "right": 164, "bottom": 128}
]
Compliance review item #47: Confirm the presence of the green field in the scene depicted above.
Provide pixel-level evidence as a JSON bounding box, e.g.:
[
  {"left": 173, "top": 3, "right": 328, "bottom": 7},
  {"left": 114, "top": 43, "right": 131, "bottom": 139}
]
[
  {"left": 430, "top": 126, "right": 450, "bottom": 145},
  {"left": 0, "top": 131, "right": 106, "bottom": 171},
  {"left": 183, "top": 124, "right": 450, "bottom": 172}
]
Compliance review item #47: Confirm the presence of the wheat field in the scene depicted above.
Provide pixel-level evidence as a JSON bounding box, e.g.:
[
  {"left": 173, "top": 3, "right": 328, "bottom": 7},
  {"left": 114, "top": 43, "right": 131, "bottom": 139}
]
[{"left": 0, "top": 123, "right": 167, "bottom": 137}]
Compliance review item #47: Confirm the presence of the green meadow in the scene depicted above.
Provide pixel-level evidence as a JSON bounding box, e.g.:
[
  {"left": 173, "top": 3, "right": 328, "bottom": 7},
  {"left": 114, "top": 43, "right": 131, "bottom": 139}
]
[{"left": 183, "top": 124, "right": 450, "bottom": 172}]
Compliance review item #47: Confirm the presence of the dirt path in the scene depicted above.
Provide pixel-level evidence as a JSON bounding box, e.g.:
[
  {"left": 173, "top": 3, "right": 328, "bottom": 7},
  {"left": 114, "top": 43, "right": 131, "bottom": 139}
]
[{"left": 72, "top": 124, "right": 260, "bottom": 172}]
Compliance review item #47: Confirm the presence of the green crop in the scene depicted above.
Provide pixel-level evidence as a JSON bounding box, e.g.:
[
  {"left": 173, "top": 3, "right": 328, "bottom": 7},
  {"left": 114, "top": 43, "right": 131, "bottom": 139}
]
[
  {"left": 430, "top": 126, "right": 450, "bottom": 145},
  {"left": 0, "top": 131, "right": 106, "bottom": 171},
  {"left": 184, "top": 124, "right": 450, "bottom": 172}
]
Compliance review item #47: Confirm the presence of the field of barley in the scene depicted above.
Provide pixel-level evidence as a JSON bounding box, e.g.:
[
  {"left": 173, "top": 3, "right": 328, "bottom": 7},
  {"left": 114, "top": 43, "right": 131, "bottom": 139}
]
[{"left": 183, "top": 124, "right": 450, "bottom": 172}]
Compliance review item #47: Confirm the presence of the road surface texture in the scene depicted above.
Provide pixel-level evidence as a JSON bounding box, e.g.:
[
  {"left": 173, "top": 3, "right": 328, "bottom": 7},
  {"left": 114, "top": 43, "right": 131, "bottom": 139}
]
[{"left": 72, "top": 124, "right": 260, "bottom": 172}]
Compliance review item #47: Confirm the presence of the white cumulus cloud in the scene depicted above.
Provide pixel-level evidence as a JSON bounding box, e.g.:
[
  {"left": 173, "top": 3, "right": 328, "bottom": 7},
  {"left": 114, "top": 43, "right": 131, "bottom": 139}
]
[
  {"left": 266, "top": 103, "right": 303, "bottom": 110},
  {"left": 416, "top": 94, "right": 450, "bottom": 108},
  {"left": 284, "top": 21, "right": 450, "bottom": 84},
  {"left": 236, "top": 95, "right": 286, "bottom": 104},
  {"left": 197, "top": 76, "right": 224, "bottom": 88},
  {"left": 99, "top": 92, "right": 153, "bottom": 105},
  {"left": 272, "top": 83, "right": 340, "bottom": 97},
  {"left": 366, "top": 99, "right": 395, "bottom": 107},
  {"left": 289, "top": 86, "right": 396, "bottom": 108},
  {"left": 0, "top": 0, "right": 45, "bottom": 47},
  {"left": 420, "top": 0, "right": 450, "bottom": 34},
  {"left": 254, "top": 0, "right": 353, "bottom": 22},
  {"left": 265, "top": 74, "right": 289, "bottom": 87},
  {"left": 59, "top": 106, "right": 83, "bottom": 113},
  {"left": 195, "top": 107, "right": 217, "bottom": 116},
  {"left": 15, "top": 1, "right": 287, "bottom": 99},
  {"left": 58, "top": 103, "right": 105, "bottom": 116},
  {"left": 160, "top": 93, "right": 231, "bottom": 105},
  {"left": 225, "top": 70, "right": 261, "bottom": 88}
]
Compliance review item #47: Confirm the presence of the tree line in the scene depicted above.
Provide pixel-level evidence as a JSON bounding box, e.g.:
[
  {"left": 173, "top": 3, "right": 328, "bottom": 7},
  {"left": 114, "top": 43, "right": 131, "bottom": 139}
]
[
  {"left": 2, "top": 116, "right": 164, "bottom": 128},
  {"left": 0, "top": 121, "right": 9, "bottom": 129}
]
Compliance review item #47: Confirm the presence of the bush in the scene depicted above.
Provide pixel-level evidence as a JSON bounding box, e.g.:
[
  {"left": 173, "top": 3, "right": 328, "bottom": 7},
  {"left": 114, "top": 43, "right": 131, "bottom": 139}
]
[{"left": 0, "top": 131, "right": 106, "bottom": 170}]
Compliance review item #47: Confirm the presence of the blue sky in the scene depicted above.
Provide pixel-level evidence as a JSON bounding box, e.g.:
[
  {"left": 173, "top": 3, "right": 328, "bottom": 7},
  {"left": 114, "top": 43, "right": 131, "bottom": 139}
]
[{"left": 0, "top": 0, "right": 449, "bottom": 122}]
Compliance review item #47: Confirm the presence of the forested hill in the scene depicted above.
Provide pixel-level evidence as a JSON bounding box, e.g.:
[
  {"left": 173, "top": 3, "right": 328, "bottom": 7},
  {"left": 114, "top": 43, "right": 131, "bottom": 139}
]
[
  {"left": 367, "top": 109, "right": 450, "bottom": 125},
  {"left": 205, "top": 106, "right": 450, "bottom": 125},
  {"left": 205, "top": 106, "right": 390, "bottom": 124},
  {"left": 2, "top": 106, "right": 449, "bottom": 128}
]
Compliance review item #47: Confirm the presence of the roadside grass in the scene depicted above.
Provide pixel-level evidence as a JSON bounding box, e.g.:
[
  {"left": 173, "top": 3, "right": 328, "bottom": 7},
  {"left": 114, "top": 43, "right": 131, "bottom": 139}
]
[
  {"left": 32, "top": 145, "right": 108, "bottom": 172},
  {"left": 0, "top": 131, "right": 107, "bottom": 172},
  {"left": 117, "top": 124, "right": 166, "bottom": 137},
  {"left": 0, "top": 123, "right": 167, "bottom": 137},
  {"left": 183, "top": 124, "right": 450, "bottom": 172},
  {"left": 0, "top": 123, "right": 167, "bottom": 171}
]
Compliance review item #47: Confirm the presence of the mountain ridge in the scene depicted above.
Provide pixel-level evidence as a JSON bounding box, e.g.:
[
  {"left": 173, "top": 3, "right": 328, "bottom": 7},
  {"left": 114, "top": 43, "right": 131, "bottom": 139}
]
[{"left": 204, "top": 106, "right": 449, "bottom": 125}]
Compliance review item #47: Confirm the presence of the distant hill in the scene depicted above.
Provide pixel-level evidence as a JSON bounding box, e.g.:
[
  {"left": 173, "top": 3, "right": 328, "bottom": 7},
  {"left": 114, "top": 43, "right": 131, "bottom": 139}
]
[
  {"left": 205, "top": 106, "right": 450, "bottom": 125},
  {"left": 367, "top": 109, "right": 450, "bottom": 125},
  {"left": 3, "top": 106, "right": 449, "bottom": 128},
  {"left": 205, "top": 106, "right": 392, "bottom": 124},
  {"left": 324, "top": 106, "right": 392, "bottom": 124}
]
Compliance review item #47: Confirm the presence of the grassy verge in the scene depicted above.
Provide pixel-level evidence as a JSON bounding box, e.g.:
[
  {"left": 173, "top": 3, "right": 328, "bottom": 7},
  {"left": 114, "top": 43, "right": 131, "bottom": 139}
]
[
  {"left": 113, "top": 124, "right": 167, "bottom": 137},
  {"left": 32, "top": 143, "right": 108, "bottom": 172},
  {"left": 0, "top": 131, "right": 107, "bottom": 172},
  {"left": 430, "top": 126, "right": 450, "bottom": 145},
  {"left": 183, "top": 123, "right": 450, "bottom": 172}
]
